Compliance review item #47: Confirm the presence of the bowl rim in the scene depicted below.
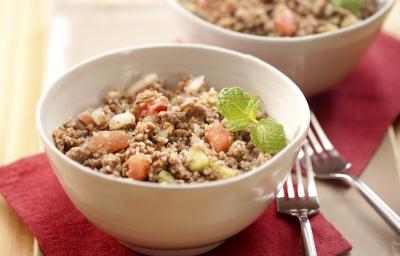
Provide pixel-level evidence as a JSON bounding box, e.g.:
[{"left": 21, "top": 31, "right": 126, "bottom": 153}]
[
  {"left": 167, "top": 0, "right": 396, "bottom": 43},
  {"left": 36, "top": 43, "right": 310, "bottom": 190}
]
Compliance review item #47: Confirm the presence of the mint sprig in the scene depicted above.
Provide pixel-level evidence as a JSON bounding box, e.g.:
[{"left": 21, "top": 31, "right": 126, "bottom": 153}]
[
  {"left": 227, "top": 120, "right": 249, "bottom": 132},
  {"left": 217, "top": 87, "right": 260, "bottom": 128},
  {"left": 250, "top": 118, "right": 287, "bottom": 154},
  {"left": 217, "top": 87, "right": 287, "bottom": 154},
  {"left": 331, "top": 0, "right": 364, "bottom": 15}
]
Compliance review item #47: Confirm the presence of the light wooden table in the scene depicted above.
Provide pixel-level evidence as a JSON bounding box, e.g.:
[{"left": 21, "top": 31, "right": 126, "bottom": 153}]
[{"left": 0, "top": 0, "right": 399, "bottom": 255}]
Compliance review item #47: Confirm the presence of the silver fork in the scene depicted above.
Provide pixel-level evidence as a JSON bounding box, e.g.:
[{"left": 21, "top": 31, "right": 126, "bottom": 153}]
[
  {"left": 306, "top": 112, "right": 400, "bottom": 235},
  {"left": 277, "top": 142, "right": 319, "bottom": 256}
]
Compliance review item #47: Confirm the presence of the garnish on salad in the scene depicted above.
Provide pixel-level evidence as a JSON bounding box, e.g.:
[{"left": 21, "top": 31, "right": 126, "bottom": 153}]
[
  {"left": 331, "top": 0, "right": 364, "bottom": 15},
  {"left": 217, "top": 87, "right": 287, "bottom": 154},
  {"left": 52, "top": 74, "right": 287, "bottom": 183}
]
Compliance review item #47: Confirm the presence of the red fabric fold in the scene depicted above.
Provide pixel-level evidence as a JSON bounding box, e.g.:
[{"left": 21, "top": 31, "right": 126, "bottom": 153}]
[
  {"left": 1, "top": 32, "right": 400, "bottom": 255},
  {"left": 310, "top": 33, "right": 400, "bottom": 176},
  {"left": 0, "top": 154, "right": 351, "bottom": 256}
]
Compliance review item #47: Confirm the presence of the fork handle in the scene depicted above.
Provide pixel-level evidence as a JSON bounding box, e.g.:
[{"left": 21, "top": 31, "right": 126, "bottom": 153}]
[
  {"left": 298, "top": 214, "right": 317, "bottom": 256},
  {"left": 341, "top": 174, "right": 400, "bottom": 235}
]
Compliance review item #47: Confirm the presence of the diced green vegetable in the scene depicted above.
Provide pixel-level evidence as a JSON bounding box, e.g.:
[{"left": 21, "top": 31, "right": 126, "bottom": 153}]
[
  {"left": 157, "top": 171, "right": 176, "bottom": 184},
  {"left": 325, "top": 23, "right": 339, "bottom": 32},
  {"left": 206, "top": 89, "right": 217, "bottom": 103},
  {"left": 331, "top": 0, "right": 364, "bottom": 15},
  {"left": 211, "top": 163, "right": 239, "bottom": 179},
  {"left": 340, "top": 14, "right": 359, "bottom": 27},
  {"left": 186, "top": 148, "right": 210, "bottom": 172}
]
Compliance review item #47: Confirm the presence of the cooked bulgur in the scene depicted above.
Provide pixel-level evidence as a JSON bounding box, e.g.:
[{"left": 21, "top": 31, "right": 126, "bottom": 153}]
[
  {"left": 180, "top": 0, "right": 377, "bottom": 37},
  {"left": 52, "top": 74, "right": 282, "bottom": 183}
]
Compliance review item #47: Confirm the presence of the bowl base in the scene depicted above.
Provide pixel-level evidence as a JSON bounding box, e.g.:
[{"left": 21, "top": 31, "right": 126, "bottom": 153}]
[{"left": 119, "top": 240, "right": 225, "bottom": 256}]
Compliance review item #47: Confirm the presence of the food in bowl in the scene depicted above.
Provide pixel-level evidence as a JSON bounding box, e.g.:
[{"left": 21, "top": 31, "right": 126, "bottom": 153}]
[
  {"left": 179, "top": 0, "right": 377, "bottom": 36},
  {"left": 38, "top": 45, "right": 309, "bottom": 254},
  {"left": 52, "top": 73, "right": 287, "bottom": 184}
]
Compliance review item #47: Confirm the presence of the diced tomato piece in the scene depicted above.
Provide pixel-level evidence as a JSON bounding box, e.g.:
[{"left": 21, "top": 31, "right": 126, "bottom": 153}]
[
  {"left": 196, "top": 0, "right": 209, "bottom": 9},
  {"left": 89, "top": 131, "right": 130, "bottom": 153},
  {"left": 274, "top": 5, "right": 297, "bottom": 36},
  {"left": 128, "top": 154, "right": 151, "bottom": 181},
  {"left": 137, "top": 96, "right": 169, "bottom": 119},
  {"left": 137, "top": 105, "right": 150, "bottom": 119},
  {"left": 78, "top": 111, "right": 94, "bottom": 125},
  {"left": 206, "top": 123, "right": 233, "bottom": 153},
  {"left": 148, "top": 96, "right": 169, "bottom": 115}
]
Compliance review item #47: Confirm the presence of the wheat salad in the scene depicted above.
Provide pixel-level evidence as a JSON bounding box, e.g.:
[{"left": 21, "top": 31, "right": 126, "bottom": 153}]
[{"left": 52, "top": 74, "right": 287, "bottom": 183}]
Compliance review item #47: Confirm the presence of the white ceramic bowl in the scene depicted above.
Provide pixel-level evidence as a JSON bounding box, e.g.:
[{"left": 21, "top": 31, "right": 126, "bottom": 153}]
[
  {"left": 168, "top": 0, "right": 395, "bottom": 96},
  {"left": 36, "top": 44, "right": 309, "bottom": 256}
]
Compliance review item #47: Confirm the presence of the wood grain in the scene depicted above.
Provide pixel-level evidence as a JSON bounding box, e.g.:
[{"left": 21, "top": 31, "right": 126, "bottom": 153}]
[
  {"left": 383, "top": 0, "right": 400, "bottom": 39},
  {"left": 0, "top": 0, "right": 49, "bottom": 255},
  {"left": 0, "top": 0, "right": 49, "bottom": 165},
  {"left": 0, "top": 0, "right": 398, "bottom": 255},
  {"left": 0, "top": 197, "right": 35, "bottom": 256}
]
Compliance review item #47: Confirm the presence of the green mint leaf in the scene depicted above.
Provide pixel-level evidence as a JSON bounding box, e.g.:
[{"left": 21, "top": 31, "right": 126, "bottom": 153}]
[
  {"left": 227, "top": 120, "right": 249, "bottom": 132},
  {"left": 331, "top": 0, "right": 364, "bottom": 14},
  {"left": 217, "top": 87, "right": 260, "bottom": 124},
  {"left": 250, "top": 118, "right": 287, "bottom": 154},
  {"left": 217, "top": 88, "right": 287, "bottom": 153}
]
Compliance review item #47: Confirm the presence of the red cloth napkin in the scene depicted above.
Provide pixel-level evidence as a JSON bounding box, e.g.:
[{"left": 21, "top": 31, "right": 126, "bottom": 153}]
[
  {"left": 0, "top": 154, "right": 351, "bottom": 256},
  {"left": 1, "top": 32, "right": 399, "bottom": 256},
  {"left": 310, "top": 33, "right": 400, "bottom": 176}
]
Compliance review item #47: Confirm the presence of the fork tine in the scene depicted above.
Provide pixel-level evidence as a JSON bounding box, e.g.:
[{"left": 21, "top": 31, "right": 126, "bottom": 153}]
[
  {"left": 297, "top": 148, "right": 305, "bottom": 160},
  {"left": 276, "top": 184, "right": 285, "bottom": 198},
  {"left": 295, "top": 159, "right": 305, "bottom": 197},
  {"left": 303, "top": 141, "right": 318, "bottom": 197},
  {"left": 310, "top": 112, "right": 333, "bottom": 150},
  {"left": 286, "top": 171, "right": 295, "bottom": 199},
  {"left": 276, "top": 144, "right": 319, "bottom": 256},
  {"left": 307, "top": 128, "right": 324, "bottom": 154},
  {"left": 304, "top": 130, "right": 322, "bottom": 164}
]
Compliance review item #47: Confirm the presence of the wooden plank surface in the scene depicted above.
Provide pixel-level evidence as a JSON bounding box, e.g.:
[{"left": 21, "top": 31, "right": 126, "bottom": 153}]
[
  {"left": 0, "top": 0, "right": 399, "bottom": 255},
  {"left": 0, "top": 0, "right": 50, "bottom": 255}
]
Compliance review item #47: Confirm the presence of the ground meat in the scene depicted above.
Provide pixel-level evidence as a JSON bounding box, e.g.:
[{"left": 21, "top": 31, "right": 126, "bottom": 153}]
[
  {"left": 52, "top": 74, "right": 277, "bottom": 183},
  {"left": 66, "top": 146, "right": 91, "bottom": 162},
  {"left": 227, "top": 140, "right": 249, "bottom": 159},
  {"left": 180, "top": 0, "right": 377, "bottom": 37},
  {"left": 134, "top": 121, "right": 159, "bottom": 141},
  {"left": 181, "top": 101, "right": 207, "bottom": 122},
  {"left": 100, "top": 154, "right": 122, "bottom": 174},
  {"left": 102, "top": 88, "right": 133, "bottom": 114},
  {"left": 159, "top": 110, "right": 185, "bottom": 125},
  {"left": 53, "top": 127, "right": 87, "bottom": 152}
]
